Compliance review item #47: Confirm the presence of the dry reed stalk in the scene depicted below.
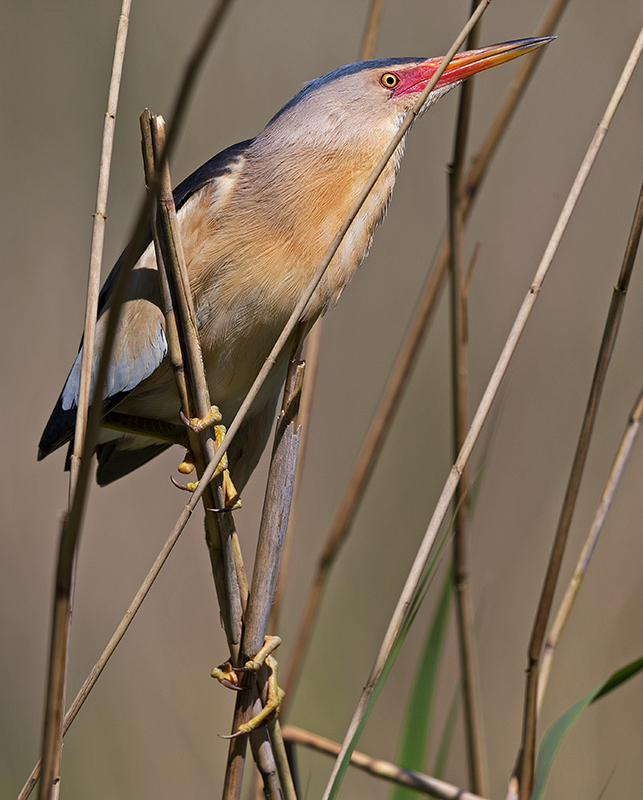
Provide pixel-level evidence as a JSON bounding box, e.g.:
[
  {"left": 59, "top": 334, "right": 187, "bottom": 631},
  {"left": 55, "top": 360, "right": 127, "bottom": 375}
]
[
  {"left": 318, "top": 5, "right": 522, "bottom": 798},
  {"left": 33, "top": 3, "right": 234, "bottom": 799},
  {"left": 144, "top": 113, "right": 247, "bottom": 646},
  {"left": 534, "top": 179, "right": 643, "bottom": 712},
  {"left": 283, "top": 0, "right": 569, "bottom": 713},
  {"left": 37, "top": 5, "right": 132, "bottom": 798},
  {"left": 283, "top": 725, "right": 488, "bottom": 800},
  {"left": 269, "top": 324, "right": 320, "bottom": 634},
  {"left": 360, "top": 0, "right": 386, "bottom": 61},
  {"left": 224, "top": 329, "right": 306, "bottom": 800},
  {"left": 323, "top": 15, "right": 643, "bottom": 800},
  {"left": 512, "top": 25, "right": 643, "bottom": 800},
  {"left": 447, "top": 3, "right": 487, "bottom": 793},
  {"left": 537, "top": 388, "right": 643, "bottom": 711}
]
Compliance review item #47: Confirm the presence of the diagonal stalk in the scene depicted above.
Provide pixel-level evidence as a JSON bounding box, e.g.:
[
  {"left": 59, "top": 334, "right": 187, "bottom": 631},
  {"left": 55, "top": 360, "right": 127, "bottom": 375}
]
[
  {"left": 283, "top": 0, "right": 569, "bottom": 712},
  {"left": 284, "top": 724, "right": 488, "bottom": 800}
]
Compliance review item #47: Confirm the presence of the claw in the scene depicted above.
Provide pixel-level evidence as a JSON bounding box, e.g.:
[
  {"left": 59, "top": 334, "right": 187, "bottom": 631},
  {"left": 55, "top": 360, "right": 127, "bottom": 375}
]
[{"left": 212, "top": 661, "right": 244, "bottom": 691}]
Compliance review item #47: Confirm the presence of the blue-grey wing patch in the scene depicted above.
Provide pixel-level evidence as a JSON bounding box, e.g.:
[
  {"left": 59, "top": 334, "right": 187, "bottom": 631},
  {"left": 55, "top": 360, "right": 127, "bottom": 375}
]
[
  {"left": 38, "top": 136, "right": 255, "bottom": 473},
  {"left": 60, "top": 319, "right": 167, "bottom": 412}
]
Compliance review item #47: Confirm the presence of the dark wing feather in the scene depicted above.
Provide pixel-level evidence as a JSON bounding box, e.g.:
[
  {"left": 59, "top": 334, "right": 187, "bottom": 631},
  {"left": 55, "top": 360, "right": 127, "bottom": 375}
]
[
  {"left": 95, "top": 441, "right": 173, "bottom": 486},
  {"left": 38, "top": 138, "right": 255, "bottom": 462}
]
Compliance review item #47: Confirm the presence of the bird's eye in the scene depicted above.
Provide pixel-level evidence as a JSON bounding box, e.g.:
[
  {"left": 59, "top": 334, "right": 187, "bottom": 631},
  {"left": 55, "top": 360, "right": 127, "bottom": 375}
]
[{"left": 380, "top": 72, "right": 400, "bottom": 89}]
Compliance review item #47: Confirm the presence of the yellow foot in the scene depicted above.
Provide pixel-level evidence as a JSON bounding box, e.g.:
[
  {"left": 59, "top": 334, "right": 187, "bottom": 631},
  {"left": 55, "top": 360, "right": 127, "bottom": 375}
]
[
  {"left": 213, "top": 637, "right": 285, "bottom": 738},
  {"left": 176, "top": 405, "right": 222, "bottom": 476},
  {"left": 183, "top": 423, "right": 242, "bottom": 510},
  {"left": 179, "top": 405, "right": 222, "bottom": 434},
  {"left": 177, "top": 449, "right": 196, "bottom": 475}
]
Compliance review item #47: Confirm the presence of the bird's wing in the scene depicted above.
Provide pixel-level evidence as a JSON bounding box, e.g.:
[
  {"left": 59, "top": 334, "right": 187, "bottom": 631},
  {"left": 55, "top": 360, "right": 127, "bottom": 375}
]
[{"left": 38, "top": 138, "right": 254, "bottom": 460}]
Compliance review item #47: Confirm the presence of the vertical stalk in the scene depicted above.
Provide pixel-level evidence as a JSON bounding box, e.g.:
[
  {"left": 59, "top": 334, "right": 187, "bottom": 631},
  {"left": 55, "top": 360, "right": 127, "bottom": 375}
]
[
  {"left": 224, "top": 323, "right": 308, "bottom": 800},
  {"left": 37, "top": 6, "right": 132, "bottom": 798},
  {"left": 36, "top": 3, "right": 235, "bottom": 797},
  {"left": 536, "top": 178, "right": 643, "bottom": 713},
  {"left": 447, "top": 4, "right": 487, "bottom": 795}
]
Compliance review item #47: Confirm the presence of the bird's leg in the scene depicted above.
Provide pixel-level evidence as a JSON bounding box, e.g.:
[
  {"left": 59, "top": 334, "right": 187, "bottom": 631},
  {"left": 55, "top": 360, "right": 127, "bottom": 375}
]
[
  {"left": 181, "top": 420, "right": 242, "bottom": 510},
  {"left": 212, "top": 636, "right": 285, "bottom": 738}
]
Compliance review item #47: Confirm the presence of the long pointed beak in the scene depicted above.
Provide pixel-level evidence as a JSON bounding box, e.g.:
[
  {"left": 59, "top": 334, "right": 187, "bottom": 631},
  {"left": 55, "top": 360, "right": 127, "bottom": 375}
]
[{"left": 394, "top": 37, "right": 554, "bottom": 97}]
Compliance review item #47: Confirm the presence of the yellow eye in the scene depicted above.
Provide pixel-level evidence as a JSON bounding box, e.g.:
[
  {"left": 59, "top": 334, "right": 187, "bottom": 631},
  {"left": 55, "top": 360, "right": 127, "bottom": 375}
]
[{"left": 380, "top": 72, "right": 400, "bottom": 89}]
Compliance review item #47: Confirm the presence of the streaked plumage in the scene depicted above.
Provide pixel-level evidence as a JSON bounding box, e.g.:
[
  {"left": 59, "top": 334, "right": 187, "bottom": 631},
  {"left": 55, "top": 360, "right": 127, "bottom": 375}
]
[{"left": 39, "top": 39, "right": 551, "bottom": 488}]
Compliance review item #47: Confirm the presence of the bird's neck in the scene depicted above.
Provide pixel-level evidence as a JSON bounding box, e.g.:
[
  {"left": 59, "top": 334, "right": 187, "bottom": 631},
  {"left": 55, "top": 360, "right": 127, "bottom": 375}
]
[{"left": 246, "top": 129, "right": 403, "bottom": 250}]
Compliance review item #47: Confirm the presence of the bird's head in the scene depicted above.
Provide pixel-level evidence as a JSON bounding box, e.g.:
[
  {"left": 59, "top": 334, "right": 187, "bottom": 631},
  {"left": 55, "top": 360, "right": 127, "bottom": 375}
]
[{"left": 262, "top": 38, "right": 553, "bottom": 155}]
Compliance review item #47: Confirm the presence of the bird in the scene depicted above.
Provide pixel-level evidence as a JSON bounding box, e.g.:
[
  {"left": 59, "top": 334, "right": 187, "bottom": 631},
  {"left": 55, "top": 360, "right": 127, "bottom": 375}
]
[{"left": 39, "top": 38, "right": 551, "bottom": 491}]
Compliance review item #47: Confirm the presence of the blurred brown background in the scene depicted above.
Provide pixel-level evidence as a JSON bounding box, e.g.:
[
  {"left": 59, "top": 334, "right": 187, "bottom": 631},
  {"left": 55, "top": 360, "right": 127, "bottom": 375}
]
[{"left": 2, "top": 1, "right": 643, "bottom": 798}]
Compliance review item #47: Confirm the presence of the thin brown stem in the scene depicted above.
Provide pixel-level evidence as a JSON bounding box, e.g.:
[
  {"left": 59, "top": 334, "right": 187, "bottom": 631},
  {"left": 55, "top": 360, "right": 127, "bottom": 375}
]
[
  {"left": 244, "top": 328, "right": 306, "bottom": 661},
  {"left": 268, "top": 720, "right": 298, "bottom": 800},
  {"left": 359, "top": 0, "right": 386, "bottom": 60},
  {"left": 284, "top": 0, "right": 568, "bottom": 714},
  {"left": 37, "top": 5, "right": 132, "bottom": 799},
  {"left": 516, "top": 26, "right": 643, "bottom": 800},
  {"left": 536, "top": 178, "right": 643, "bottom": 712},
  {"left": 225, "top": 329, "right": 306, "bottom": 800},
  {"left": 283, "top": 725, "right": 488, "bottom": 800},
  {"left": 448, "top": 4, "right": 487, "bottom": 794},
  {"left": 269, "top": 321, "right": 321, "bottom": 635},
  {"left": 145, "top": 113, "right": 246, "bottom": 647},
  {"left": 539, "top": 385, "right": 643, "bottom": 713}
]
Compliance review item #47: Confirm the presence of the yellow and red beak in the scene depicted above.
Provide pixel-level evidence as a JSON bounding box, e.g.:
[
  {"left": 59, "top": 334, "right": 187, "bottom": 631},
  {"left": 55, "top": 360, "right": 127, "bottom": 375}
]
[{"left": 392, "top": 37, "right": 554, "bottom": 97}]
